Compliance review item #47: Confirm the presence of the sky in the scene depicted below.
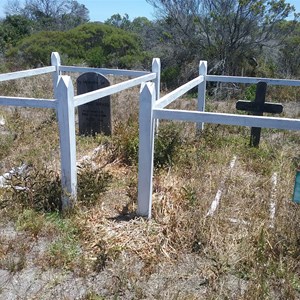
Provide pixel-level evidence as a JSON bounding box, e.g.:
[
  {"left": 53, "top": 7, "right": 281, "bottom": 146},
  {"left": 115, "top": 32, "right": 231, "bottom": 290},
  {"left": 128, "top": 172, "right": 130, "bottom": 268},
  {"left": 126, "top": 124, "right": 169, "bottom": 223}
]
[
  {"left": 0, "top": 0, "right": 300, "bottom": 22},
  {"left": 0, "top": 0, "right": 156, "bottom": 21}
]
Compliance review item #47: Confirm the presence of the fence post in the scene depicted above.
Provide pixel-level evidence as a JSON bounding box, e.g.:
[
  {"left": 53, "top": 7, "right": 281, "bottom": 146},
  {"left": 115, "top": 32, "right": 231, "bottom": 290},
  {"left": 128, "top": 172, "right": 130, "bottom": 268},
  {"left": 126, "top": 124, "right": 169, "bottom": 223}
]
[
  {"left": 56, "top": 76, "right": 77, "bottom": 210},
  {"left": 51, "top": 52, "right": 61, "bottom": 98},
  {"left": 152, "top": 58, "right": 161, "bottom": 132},
  {"left": 137, "top": 82, "right": 156, "bottom": 218},
  {"left": 197, "top": 60, "right": 207, "bottom": 131}
]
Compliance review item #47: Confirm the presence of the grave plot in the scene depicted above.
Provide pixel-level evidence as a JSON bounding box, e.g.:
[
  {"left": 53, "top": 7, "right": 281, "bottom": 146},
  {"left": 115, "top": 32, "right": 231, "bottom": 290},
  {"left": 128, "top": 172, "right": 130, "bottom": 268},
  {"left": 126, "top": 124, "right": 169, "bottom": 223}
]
[
  {"left": 236, "top": 81, "right": 283, "bottom": 147},
  {"left": 205, "top": 158, "right": 282, "bottom": 229}
]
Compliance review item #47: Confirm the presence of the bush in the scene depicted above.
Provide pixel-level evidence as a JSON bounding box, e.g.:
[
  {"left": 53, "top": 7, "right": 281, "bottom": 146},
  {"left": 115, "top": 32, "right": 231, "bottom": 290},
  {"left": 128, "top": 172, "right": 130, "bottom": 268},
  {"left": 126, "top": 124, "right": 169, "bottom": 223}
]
[
  {"left": 113, "top": 116, "right": 139, "bottom": 166},
  {"left": 6, "top": 166, "right": 62, "bottom": 212},
  {"left": 77, "top": 162, "right": 112, "bottom": 207},
  {"left": 154, "top": 123, "right": 182, "bottom": 168},
  {"left": 6, "top": 23, "right": 148, "bottom": 69},
  {"left": 4, "top": 162, "right": 112, "bottom": 212}
]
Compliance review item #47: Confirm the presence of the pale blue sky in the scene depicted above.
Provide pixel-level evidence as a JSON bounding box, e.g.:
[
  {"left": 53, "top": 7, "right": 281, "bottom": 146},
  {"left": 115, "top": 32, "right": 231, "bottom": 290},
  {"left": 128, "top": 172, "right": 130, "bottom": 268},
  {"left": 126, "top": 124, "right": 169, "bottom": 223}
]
[{"left": 0, "top": 0, "right": 299, "bottom": 21}]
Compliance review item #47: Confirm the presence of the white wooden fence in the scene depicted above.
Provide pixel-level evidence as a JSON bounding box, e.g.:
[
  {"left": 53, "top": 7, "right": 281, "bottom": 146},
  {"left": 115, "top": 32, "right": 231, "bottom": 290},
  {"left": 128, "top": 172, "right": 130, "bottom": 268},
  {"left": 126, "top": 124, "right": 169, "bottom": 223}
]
[
  {"left": 138, "top": 60, "right": 300, "bottom": 218},
  {"left": 0, "top": 52, "right": 161, "bottom": 209}
]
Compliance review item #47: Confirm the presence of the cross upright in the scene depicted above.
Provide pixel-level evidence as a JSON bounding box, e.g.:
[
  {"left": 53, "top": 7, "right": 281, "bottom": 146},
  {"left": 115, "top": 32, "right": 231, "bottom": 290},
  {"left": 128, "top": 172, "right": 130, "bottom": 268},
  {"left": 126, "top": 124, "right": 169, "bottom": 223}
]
[{"left": 236, "top": 81, "right": 283, "bottom": 147}]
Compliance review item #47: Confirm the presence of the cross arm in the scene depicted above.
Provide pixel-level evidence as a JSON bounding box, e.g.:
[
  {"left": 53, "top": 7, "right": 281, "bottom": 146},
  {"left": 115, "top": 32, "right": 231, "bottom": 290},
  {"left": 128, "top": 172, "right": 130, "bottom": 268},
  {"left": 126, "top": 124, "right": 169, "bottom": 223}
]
[{"left": 236, "top": 100, "right": 283, "bottom": 114}]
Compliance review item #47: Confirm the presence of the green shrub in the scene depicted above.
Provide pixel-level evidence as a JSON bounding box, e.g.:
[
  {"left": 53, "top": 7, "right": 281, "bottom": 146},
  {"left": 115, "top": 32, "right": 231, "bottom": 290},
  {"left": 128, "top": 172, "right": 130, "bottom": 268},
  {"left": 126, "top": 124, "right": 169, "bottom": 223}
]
[
  {"left": 161, "top": 65, "right": 180, "bottom": 88},
  {"left": 154, "top": 123, "right": 182, "bottom": 168},
  {"left": 113, "top": 116, "right": 139, "bottom": 165},
  {"left": 6, "top": 23, "right": 148, "bottom": 69},
  {"left": 77, "top": 162, "right": 112, "bottom": 207},
  {"left": 6, "top": 166, "right": 62, "bottom": 212},
  {"left": 5, "top": 162, "right": 112, "bottom": 211}
]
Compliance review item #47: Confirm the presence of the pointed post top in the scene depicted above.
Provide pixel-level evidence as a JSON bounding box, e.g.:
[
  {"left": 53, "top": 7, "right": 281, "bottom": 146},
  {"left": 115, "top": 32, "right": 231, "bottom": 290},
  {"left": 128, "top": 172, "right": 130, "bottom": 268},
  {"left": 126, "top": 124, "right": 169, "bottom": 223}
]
[
  {"left": 51, "top": 52, "right": 61, "bottom": 67},
  {"left": 199, "top": 60, "right": 207, "bottom": 76},
  {"left": 152, "top": 58, "right": 161, "bottom": 72},
  {"left": 58, "top": 75, "right": 72, "bottom": 88},
  {"left": 57, "top": 75, "right": 74, "bottom": 98},
  {"left": 140, "top": 82, "right": 156, "bottom": 100}
]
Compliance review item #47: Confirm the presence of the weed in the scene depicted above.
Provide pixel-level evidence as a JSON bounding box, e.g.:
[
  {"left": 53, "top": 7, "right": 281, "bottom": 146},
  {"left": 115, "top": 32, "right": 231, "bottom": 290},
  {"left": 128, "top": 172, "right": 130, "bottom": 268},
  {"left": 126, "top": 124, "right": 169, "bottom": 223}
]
[
  {"left": 6, "top": 165, "right": 62, "bottom": 212},
  {"left": 16, "top": 209, "right": 45, "bottom": 237},
  {"left": 244, "top": 84, "right": 257, "bottom": 100},
  {"left": 47, "top": 238, "right": 80, "bottom": 269},
  {"left": 77, "top": 162, "right": 112, "bottom": 207},
  {"left": 41, "top": 213, "right": 82, "bottom": 270},
  {"left": 154, "top": 123, "right": 182, "bottom": 168},
  {"left": 81, "top": 292, "right": 105, "bottom": 300},
  {"left": 113, "top": 115, "right": 139, "bottom": 165},
  {"left": 181, "top": 185, "right": 197, "bottom": 206},
  {"left": 93, "top": 239, "right": 123, "bottom": 272},
  {"left": 0, "top": 132, "right": 14, "bottom": 160},
  {"left": 0, "top": 237, "right": 29, "bottom": 273}
]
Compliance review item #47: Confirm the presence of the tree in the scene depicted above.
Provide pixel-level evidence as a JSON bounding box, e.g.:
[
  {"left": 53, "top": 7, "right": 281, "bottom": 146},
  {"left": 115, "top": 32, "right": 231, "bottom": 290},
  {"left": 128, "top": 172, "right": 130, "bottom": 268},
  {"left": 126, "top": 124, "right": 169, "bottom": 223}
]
[
  {"left": 4, "top": 0, "right": 89, "bottom": 31},
  {"left": 278, "top": 21, "right": 300, "bottom": 77},
  {"left": 146, "top": 0, "right": 298, "bottom": 79},
  {"left": 0, "top": 15, "right": 33, "bottom": 54},
  {"left": 105, "top": 14, "right": 131, "bottom": 30}
]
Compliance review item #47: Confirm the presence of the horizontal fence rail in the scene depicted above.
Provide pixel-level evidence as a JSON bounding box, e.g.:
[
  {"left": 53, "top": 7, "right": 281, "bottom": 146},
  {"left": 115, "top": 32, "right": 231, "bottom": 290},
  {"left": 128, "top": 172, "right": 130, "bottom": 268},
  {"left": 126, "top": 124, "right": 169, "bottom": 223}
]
[
  {"left": 207, "top": 75, "right": 300, "bottom": 86},
  {"left": 153, "top": 109, "right": 300, "bottom": 131},
  {"left": 0, "top": 96, "right": 57, "bottom": 109},
  {"left": 0, "top": 66, "right": 56, "bottom": 82},
  {"left": 74, "top": 73, "right": 156, "bottom": 107},
  {"left": 60, "top": 65, "right": 151, "bottom": 78},
  {"left": 155, "top": 75, "right": 204, "bottom": 109}
]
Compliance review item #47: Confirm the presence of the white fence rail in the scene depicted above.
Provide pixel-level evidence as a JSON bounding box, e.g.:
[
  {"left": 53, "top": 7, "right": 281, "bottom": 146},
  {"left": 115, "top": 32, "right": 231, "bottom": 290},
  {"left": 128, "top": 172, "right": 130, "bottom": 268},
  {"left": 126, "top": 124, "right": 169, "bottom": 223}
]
[
  {"left": 138, "top": 61, "right": 300, "bottom": 218},
  {"left": 207, "top": 75, "right": 300, "bottom": 86},
  {"left": 0, "top": 52, "right": 161, "bottom": 209},
  {"left": 74, "top": 73, "right": 156, "bottom": 107},
  {"left": 0, "top": 66, "right": 56, "bottom": 82},
  {"left": 0, "top": 97, "right": 56, "bottom": 109},
  {"left": 60, "top": 65, "right": 150, "bottom": 77}
]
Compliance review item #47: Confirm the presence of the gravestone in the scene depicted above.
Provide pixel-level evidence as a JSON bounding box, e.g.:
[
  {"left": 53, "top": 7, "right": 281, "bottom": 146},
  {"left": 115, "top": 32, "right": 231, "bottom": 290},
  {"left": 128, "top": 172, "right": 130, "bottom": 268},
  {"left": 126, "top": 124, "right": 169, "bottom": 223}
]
[
  {"left": 77, "top": 72, "right": 112, "bottom": 136},
  {"left": 236, "top": 81, "right": 283, "bottom": 147}
]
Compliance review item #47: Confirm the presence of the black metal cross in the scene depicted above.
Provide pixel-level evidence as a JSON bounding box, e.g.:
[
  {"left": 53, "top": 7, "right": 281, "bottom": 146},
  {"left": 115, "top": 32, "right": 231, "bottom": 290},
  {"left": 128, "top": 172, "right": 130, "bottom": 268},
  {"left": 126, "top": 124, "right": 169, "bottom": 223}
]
[{"left": 236, "top": 81, "right": 283, "bottom": 147}]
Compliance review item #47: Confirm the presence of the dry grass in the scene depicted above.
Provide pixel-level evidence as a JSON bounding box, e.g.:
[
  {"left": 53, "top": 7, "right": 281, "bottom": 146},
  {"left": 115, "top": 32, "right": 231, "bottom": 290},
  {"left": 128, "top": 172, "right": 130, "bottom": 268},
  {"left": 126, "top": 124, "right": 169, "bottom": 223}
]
[{"left": 0, "top": 74, "right": 299, "bottom": 299}]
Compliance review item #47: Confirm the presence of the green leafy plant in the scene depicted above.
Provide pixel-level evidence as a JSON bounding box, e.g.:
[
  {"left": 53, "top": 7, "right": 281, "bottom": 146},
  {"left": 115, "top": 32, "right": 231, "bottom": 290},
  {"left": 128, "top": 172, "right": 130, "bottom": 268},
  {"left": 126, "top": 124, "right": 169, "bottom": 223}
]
[
  {"left": 154, "top": 123, "right": 182, "bottom": 168},
  {"left": 6, "top": 166, "right": 62, "bottom": 212},
  {"left": 16, "top": 209, "right": 45, "bottom": 237},
  {"left": 113, "top": 116, "right": 139, "bottom": 165},
  {"left": 77, "top": 162, "right": 112, "bottom": 207}
]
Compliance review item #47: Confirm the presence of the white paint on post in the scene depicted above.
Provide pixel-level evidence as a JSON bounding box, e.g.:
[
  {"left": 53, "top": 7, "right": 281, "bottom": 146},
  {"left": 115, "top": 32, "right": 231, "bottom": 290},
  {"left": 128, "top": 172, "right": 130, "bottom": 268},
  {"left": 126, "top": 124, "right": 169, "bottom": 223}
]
[
  {"left": 137, "top": 82, "right": 156, "bottom": 218},
  {"left": 152, "top": 58, "right": 161, "bottom": 101},
  {"left": 206, "top": 156, "right": 237, "bottom": 217},
  {"left": 56, "top": 76, "right": 77, "bottom": 209},
  {"left": 51, "top": 52, "right": 61, "bottom": 98},
  {"left": 152, "top": 58, "right": 161, "bottom": 132},
  {"left": 269, "top": 172, "right": 278, "bottom": 228},
  {"left": 197, "top": 60, "right": 207, "bottom": 131}
]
